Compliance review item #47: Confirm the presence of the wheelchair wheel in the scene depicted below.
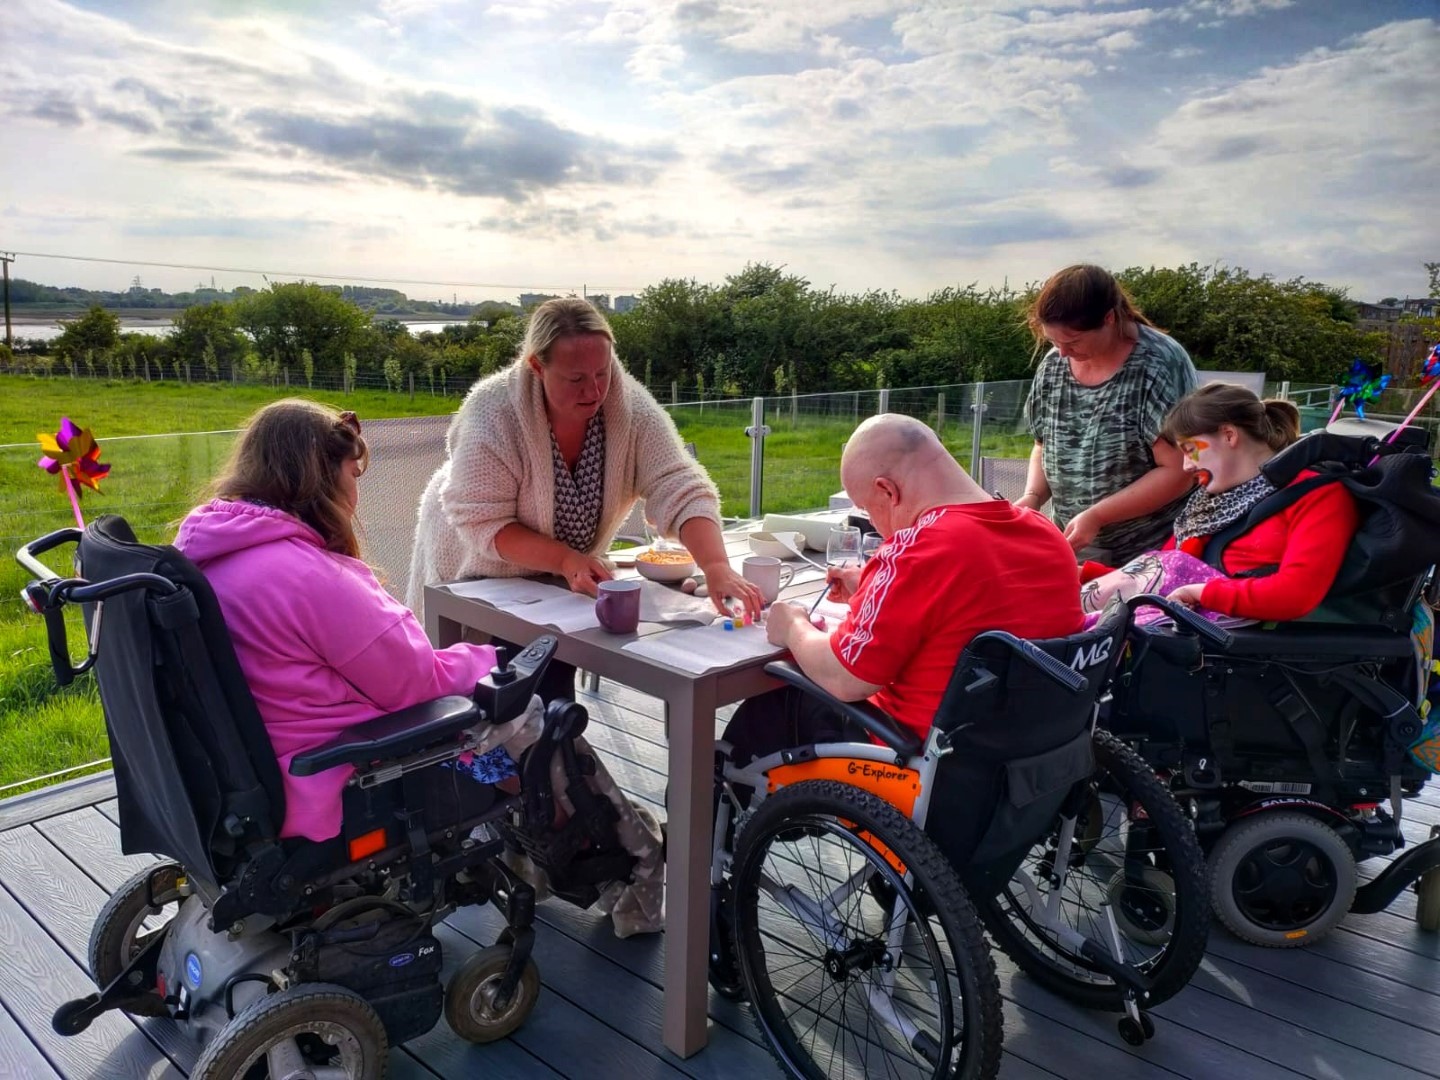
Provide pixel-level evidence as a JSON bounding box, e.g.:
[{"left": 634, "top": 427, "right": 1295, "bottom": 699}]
[
  {"left": 445, "top": 943, "right": 541, "bottom": 1043},
  {"left": 730, "top": 780, "right": 1003, "bottom": 1080},
  {"left": 191, "top": 981, "right": 387, "bottom": 1080},
  {"left": 974, "top": 731, "right": 1209, "bottom": 1011},
  {"left": 88, "top": 861, "right": 184, "bottom": 1017},
  {"left": 1209, "top": 811, "right": 1357, "bottom": 947}
]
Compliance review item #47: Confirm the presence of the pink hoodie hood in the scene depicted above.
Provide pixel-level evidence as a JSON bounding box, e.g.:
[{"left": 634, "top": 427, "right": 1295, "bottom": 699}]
[{"left": 174, "top": 499, "right": 497, "bottom": 841}]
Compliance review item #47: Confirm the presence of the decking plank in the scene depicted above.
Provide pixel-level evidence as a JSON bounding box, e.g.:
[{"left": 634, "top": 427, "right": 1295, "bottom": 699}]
[
  {"left": 0, "top": 877, "right": 182, "bottom": 1080},
  {"left": 447, "top": 903, "right": 780, "bottom": 1079},
  {"left": 1188, "top": 957, "right": 1440, "bottom": 1077},
  {"left": 1205, "top": 934, "right": 1440, "bottom": 1037},
  {"left": 0, "top": 772, "right": 116, "bottom": 833},
  {"left": 0, "top": 998, "right": 64, "bottom": 1079},
  {"left": 0, "top": 824, "right": 202, "bottom": 1072}
]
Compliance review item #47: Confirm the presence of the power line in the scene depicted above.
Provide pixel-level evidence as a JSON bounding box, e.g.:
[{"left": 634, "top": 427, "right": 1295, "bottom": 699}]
[{"left": 4, "top": 250, "right": 642, "bottom": 295}]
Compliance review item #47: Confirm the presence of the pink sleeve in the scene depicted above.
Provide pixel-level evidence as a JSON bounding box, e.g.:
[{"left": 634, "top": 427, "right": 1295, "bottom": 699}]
[
  {"left": 309, "top": 557, "right": 497, "bottom": 712},
  {"left": 333, "top": 618, "right": 496, "bottom": 712}
]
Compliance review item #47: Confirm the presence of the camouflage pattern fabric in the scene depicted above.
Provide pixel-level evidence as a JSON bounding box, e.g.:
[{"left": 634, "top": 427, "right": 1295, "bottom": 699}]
[
  {"left": 466, "top": 696, "right": 665, "bottom": 937},
  {"left": 1025, "top": 325, "right": 1198, "bottom": 565}
]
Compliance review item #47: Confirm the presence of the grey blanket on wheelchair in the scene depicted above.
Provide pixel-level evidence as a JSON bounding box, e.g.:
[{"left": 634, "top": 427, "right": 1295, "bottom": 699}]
[{"left": 467, "top": 698, "right": 665, "bottom": 938}]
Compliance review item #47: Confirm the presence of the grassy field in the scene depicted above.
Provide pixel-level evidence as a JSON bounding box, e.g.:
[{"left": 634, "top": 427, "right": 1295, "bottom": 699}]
[{"left": 0, "top": 373, "right": 1032, "bottom": 795}]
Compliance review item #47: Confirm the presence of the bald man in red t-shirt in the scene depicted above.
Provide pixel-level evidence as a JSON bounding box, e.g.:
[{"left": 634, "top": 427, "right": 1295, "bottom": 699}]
[{"left": 722, "top": 414, "right": 1084, "bottom": 767}]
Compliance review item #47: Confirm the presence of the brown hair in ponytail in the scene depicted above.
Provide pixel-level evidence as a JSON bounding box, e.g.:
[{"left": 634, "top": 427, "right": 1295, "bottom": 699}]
[{"left": 1162, "top": 382, "right": 1300, "bottom": 452}]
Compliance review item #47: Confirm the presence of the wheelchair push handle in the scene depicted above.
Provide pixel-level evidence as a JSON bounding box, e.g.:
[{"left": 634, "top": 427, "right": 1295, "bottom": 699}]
[
  {"left": 969, "top": 631, "right": 1088, "bottom": 694},
  {"left": 16, "top": 527, "right": 83, "bottom": 583},
  {"left": 1129, "top": 593, "right": 1234, "bottom": 650}
]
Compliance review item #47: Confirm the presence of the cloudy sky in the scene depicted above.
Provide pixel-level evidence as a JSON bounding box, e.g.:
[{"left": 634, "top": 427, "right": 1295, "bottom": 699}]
[{"left": 3, "top": 0, "right": 1436, "bottom": 304}]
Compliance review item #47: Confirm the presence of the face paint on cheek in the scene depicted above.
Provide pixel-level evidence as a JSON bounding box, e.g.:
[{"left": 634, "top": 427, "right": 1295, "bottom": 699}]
[{"left": 1183, "top": 438, "right": 1210, "bottom": 465}]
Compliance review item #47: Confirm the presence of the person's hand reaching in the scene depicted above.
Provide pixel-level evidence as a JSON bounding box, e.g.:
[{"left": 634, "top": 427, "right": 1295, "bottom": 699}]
[
  {"left": 559, "top": 549, "right": 612, "bottom": 596},
  {"left": 1166, "top": 583, "right": 1205, "bottom": 609},
  {"left": 1062, "top": 508, "right": 1103, "bottom": 552},
  {"left": 701, "top": 561, "right": 764, "bottom": 619}
]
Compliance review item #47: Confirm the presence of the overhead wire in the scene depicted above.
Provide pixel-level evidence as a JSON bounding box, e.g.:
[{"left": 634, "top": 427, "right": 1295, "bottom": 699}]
[{"left": 3, "top": 249, "right": 641, "bottom": 296}]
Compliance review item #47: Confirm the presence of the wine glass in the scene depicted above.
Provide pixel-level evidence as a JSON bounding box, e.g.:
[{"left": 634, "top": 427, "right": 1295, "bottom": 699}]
[
  {"left": 861, "top": 533, "right": 883, "bottom": 563},
  {"left": 826, "top": 525, "right": 863, "bottom": 570}
]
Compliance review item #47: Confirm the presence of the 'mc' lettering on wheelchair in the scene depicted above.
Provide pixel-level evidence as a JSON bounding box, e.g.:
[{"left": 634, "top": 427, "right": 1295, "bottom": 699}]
[{"left": 17, "top": 515, "right": 649, "bottom": 1079}]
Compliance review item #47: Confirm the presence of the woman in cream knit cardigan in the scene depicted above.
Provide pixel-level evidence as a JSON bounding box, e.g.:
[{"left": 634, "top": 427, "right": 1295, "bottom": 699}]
[{"left": 407, "top": 298, "right": 762, "bottom": 626}]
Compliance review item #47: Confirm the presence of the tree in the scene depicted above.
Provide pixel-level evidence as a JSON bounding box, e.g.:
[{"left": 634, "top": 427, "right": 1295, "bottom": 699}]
[
  {"left": 52, "top": 305, "right": 120, "bottom": 365},
  {"left": 232, "top": 282, "right": 372, "bottom": 379},
  {"left": 172, "top": 302, "right": 247, "bottom": 380}
]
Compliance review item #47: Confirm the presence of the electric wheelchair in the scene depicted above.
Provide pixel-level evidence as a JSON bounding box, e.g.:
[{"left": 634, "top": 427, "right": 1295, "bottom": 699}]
[
  {"left": 708, "top": 594, "right": 1216, "bottom": 1079},
  {"left": 17, "top": 515, "right": 640, "bottom": 1079},
  {"left": 1105, "top": 425, "right": 1440, "bottom": 946}
]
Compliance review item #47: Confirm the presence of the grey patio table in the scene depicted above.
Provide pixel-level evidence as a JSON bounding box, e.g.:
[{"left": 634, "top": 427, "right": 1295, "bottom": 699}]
[{"left": 423, "top": 530, "right": 830, "bottom": 1057}]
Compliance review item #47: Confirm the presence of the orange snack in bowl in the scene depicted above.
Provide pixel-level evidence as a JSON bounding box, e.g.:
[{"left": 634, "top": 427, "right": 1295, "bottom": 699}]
[{"left": 637, "top": 548, "right": 694, "bottom": 566}]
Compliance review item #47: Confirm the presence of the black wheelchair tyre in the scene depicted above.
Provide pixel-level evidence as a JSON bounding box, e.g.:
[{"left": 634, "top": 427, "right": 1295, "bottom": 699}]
[
  {"left": 1208, "top": 811, "right": 1357, "bottom": 947},
  {"left": 445, "top": 943, "right": 541, "bottom": 1043},
  {"left": 88, "top": 860, "right": 184, "bottom": 1017},
  {"left": 731, "top": 780, "right": 1003, "bottom": 1080},
  {"left": 975, "top": 731, "right": 1210, "bottom": 1011},
  {"left": 191, "top": 981, "right": 388, "bottom": 1080}
]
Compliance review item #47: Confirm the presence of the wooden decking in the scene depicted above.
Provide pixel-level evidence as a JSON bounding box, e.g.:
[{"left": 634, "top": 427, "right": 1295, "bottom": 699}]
[{"left": 1, "top": 682, "right": 1437, "bottom": 1080}]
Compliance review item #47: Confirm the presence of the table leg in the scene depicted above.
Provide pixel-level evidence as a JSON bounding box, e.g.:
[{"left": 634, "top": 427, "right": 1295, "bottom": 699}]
[
  {"left": 427, "top": 609, "right": 463, "bottom": 649},
  {"left": 662, "top": 680, "right": 717, "bottom": 1058}
]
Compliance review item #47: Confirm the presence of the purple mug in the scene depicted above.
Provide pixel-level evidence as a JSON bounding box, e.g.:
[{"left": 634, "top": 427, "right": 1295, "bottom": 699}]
[{"left": 596, "top": 580, "right": 641, "bottom": 634}]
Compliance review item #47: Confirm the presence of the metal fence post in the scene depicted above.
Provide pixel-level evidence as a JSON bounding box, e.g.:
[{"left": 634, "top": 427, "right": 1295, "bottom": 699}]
[
  {"left": 877, "top": 388, "right": 890, "bottom": 415},
  {"left": 935, "top": 392, "right": 945, "bottom": 436},
  {"left": 746, "top": 396, "right": 770, "bottom": 519},
  {"left": 969, "top": 381, "right": 986, "bottom": 477},
  {"left": 1279, "top": 380, "right": 1290, "bottom": 401}
]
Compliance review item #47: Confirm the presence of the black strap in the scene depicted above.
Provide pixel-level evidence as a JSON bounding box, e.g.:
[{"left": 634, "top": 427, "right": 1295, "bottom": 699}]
[{"left": 1202, "top": 471, "right": 1347, "bottom": 569}]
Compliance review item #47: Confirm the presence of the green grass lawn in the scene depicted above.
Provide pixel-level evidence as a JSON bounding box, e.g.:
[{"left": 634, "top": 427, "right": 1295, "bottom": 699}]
[{"left": 0, "top": 373, "right": 1032, "bottom": 796}]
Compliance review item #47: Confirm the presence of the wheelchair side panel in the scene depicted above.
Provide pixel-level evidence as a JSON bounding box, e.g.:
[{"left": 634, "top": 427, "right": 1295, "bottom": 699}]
[{"left": 766, "top": 758, "right": 921, "bottom": 817}]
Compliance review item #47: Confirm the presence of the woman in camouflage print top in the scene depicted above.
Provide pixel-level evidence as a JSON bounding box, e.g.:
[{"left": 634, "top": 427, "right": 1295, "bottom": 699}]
[{"left": 1018, "top": 265, "right": 1198, "bottom": 566}]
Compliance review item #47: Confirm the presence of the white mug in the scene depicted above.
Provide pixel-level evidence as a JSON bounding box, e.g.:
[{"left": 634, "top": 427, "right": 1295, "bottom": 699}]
[{"left": 742, "top": 555, "right": 794, "bottom": 604}]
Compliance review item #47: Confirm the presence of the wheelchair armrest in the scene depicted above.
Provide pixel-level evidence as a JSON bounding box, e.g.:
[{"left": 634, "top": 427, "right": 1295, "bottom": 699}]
[
  {"left": 289, "top": 696, "right": 481, "bottom": 777},
  {"left": 762, "top": 661, "right": 922, "bottom": 758}
]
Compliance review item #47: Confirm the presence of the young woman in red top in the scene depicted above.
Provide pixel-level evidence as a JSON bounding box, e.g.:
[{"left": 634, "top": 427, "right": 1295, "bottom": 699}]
[
  {"left": 1081, "top": 383, "right": 1359, "bottom": 623},
  {"left": 1163, "top": 384, "right": 1358, "bottom": 620}
]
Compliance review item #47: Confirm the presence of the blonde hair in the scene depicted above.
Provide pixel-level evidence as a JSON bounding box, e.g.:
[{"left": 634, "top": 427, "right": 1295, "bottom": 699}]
[
  {"left": 208, "top": 399, "right": 369, "bottom": 557},
  {"left": 520, "top": 296, "right": 615, "bottom": 366},
  {"left": 1162, "top": 383, "right": 1300, "bottom": 452}
]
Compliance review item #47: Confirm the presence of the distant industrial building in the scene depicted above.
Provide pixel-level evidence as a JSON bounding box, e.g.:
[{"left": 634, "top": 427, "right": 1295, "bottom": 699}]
[
  {"left": 613, "top": 295, "right": 639, "bottom": 314},
  {"left": 518, "top": 292, "right": 559, "bottom": 309}
]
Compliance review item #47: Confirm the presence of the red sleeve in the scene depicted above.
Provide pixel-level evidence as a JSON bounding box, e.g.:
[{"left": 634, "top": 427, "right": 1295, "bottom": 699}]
[
  {"left": 1199, "top": 485, "right": 1360, "bottom": 621},
  {"left": 1079, "top": 560, "right": 1112, "bottom": 583},
  {"left": 831, "top": 537, "right": 974, "bottom": 687}
]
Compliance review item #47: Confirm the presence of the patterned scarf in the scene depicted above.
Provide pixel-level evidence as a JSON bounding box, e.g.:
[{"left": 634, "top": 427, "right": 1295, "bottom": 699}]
[{"left": 1172, "top": 473, "right": 1277, "bottom": 545}]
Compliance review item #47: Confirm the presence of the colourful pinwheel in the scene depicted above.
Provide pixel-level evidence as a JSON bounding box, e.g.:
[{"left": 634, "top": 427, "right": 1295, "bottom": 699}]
[
  {"left": 1329, "top": 359, "right": 1391, "bottom": 424},
  {"left": 37, "top": 416, "right": 110, "bottom": 528}
]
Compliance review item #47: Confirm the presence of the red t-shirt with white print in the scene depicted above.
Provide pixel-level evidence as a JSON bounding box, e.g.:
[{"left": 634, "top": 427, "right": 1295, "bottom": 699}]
[{"left": 832, "top": 501, "right": 1084, "bottom": 739}]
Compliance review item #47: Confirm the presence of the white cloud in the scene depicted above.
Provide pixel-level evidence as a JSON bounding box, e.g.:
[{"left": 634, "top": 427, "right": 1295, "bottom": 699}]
[{"left": 2, "top": 0, "right": 1434, "bottom": 302}]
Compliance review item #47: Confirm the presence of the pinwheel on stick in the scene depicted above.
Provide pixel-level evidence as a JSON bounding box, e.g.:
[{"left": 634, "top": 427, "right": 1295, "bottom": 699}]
[{"left": 36, "top": 417, "right": 110, "bottom": 529}]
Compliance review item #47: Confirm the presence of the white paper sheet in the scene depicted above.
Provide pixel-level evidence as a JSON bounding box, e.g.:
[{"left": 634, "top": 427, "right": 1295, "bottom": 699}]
[
  {"left": 441, "top": 578, "right": 571, "bottom": 605},
  {"left": 636, "top": 580, "right": 716, "bottom": 625},
  {"left": 621, "top": 620, "right": 783, "bottom": 674},
  {"left": 440, "top": 578, "right": 602, "bottom": 632}
]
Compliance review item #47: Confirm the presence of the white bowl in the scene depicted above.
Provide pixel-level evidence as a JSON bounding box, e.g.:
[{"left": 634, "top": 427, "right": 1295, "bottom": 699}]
[
  {"left": 748, "top": 531, "right": 805, "bottom": 560},
  {"left": 635, "top": 551, "right": 697, "bottom": 583}
]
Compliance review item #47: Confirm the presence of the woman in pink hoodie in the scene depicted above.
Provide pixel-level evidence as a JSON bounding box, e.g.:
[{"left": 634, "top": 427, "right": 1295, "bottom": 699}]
[{"left": 175, "top": 399, "right": 510, "bottom": 842}]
